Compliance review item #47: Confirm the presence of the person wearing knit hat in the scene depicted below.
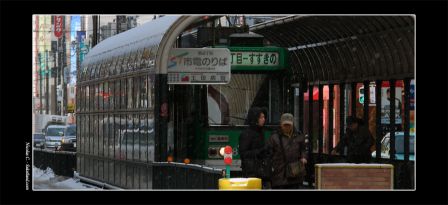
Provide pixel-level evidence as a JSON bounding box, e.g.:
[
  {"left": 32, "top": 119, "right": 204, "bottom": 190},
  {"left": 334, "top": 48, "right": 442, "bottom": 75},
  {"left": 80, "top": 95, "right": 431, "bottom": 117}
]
[
  {"left": 280, "top": 113, "right": 294, "bottom": 137},
  {"left": 266, "top": 113, "right": 308, "bottom": 189}
]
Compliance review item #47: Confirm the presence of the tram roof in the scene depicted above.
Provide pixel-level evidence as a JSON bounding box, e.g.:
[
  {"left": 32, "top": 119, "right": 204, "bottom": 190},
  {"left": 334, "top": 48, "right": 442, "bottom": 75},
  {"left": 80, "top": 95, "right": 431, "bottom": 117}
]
[{"left": 83, "top": 15, "right": 181, "bottom": 66}]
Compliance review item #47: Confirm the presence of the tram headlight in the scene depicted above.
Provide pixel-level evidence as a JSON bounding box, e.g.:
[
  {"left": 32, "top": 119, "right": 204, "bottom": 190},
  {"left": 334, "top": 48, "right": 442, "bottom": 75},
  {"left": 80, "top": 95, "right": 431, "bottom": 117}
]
[{"left": 219, "top": 147, "right": 225, "bottom": 157}]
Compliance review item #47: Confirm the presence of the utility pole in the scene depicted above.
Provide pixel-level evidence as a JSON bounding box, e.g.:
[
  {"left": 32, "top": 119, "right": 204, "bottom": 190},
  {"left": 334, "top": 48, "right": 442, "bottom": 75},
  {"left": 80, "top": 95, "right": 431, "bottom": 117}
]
[
  {"left": 57, "top": 36, "right": 61, "bottom": 115},
  {"left": 45, "top": 50, "right": 49, "bottom": 114},
  {"left": 92, "top": 15, "right": 98, "bottom": 47},
  {"left": 61, "top": 16, "right": 67, "bottom": 116},
  {"left": 53, "top": 49, "right": 57, "bottom": 115},
  {"left": 39, "top": 53, "right": 43, "bottom": 114},
  {"left": 116, "top": 15, "right": 126, "bottom": 34},
  {"left": 98, "top": 15, "right": 100, "bottom": 44}
]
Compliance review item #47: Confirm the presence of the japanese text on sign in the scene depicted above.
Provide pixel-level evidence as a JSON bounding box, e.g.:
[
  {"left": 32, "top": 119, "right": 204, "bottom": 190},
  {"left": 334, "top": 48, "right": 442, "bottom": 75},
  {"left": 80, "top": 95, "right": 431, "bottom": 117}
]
[
  {"left": 54, "top": 16, "right": 63, "bottom": 38},
  {"left": 230, "top": 52, "right": 279, "bottom": 66},
  {"left": 209, "top": 135, "right": 229, "bottom": 142},
  {"left": 168, "top": 48, "right": 231, "bottom": 84}
]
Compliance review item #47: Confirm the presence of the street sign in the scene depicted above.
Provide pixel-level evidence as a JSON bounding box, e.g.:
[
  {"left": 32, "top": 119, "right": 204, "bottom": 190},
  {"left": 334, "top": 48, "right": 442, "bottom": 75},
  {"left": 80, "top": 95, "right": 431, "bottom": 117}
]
[
  {"left": 359, "top": 83, "right": 376, "bottom": 106},
  {"left": 167, "top": 48, "right": 231, "bottom": 84}
]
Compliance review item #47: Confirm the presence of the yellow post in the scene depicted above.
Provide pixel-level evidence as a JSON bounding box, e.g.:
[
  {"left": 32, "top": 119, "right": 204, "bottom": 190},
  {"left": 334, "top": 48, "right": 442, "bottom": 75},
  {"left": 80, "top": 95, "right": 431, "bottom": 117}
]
[{"left": 219, "top": 178, "right": 262, "bottom": 190}]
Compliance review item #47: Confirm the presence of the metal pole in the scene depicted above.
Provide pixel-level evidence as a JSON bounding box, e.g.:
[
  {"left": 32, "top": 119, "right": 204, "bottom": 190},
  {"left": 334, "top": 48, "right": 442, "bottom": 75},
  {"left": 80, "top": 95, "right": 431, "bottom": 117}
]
[
  {"left": 307, "top": 84, "right": 314, "bottom": 183},
  {"left": 62, "top": 16, "right": 67, "bottom": 116},
  {"left": 375, "top": 80, "right": 382, "bottom": 160},
  {"left": 56, "top": 38, "right": 60, "bottom": 115},
  {"left": 39, "top": 53, "right": 43, "bottom": 114},
  {"left": 299, "top": 84, "right": 304, "bottom": 133},
  {"left": 328, "top": 84, "right": 334, "bottom": 154},
  {"left": 53, "top": 50, "right": 57, "bottom": 115},
  {"left": 92, "top": 15, "right": 97, "bottom": 47},
  {"left": 363, "top": 81, "right": 369, "bottom": 125},
  {"left": 318, "top": 84, "right": 323, "bottom": 158},
  {"left": 403, "top": 78, "right": 410, "bottom": 162},
  {"left": 46, "top": 50, "right": 49, "bottom": 114},
  {"left": 98, "top": 15, "right": 100, "bottom": 44},
  {"left": 389, "top": 79, "right": 396, "bottom": 160},
  {"left": 351, "top": 82, "right": 356, "bottom": 117},
  {"left": 339, "top": 83, "right": 345, "bottom": 153}
]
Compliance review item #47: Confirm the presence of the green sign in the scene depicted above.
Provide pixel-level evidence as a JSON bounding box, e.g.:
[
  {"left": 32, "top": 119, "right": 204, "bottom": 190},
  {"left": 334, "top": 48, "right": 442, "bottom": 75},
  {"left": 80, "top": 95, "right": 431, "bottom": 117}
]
[
  {"left": 230, "top": 51, "right": 279, "bottom": 66},
  {"left": 224, "top": 46, "right": 289, "bottom": 71}
]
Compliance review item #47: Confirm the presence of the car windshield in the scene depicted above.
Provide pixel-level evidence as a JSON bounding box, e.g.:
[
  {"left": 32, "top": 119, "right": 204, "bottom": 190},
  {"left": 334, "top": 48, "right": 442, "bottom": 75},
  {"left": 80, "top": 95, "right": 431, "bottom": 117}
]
[
  {"left": 47, "top": 128, "right": 65, "bottom": 136},
  {"left": 34, "top": 134, "right": 44, "bottom": 139},
  {"left": 66, "top": 126, "right": 76, "bottom": 136}
]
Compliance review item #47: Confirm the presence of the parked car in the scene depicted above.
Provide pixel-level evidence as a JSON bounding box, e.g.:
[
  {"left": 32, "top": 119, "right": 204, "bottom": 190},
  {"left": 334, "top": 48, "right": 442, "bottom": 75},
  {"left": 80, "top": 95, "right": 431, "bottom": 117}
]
[
  {"left": 372, "top": 132, "right": 415, "bottom": 161},
  {"left": 44, "top": 125, "right": 66, "bottom": 150},
  {"left": 33, "top": 133, "right": 45, "bottom": 148},
  {"left": 59, "top": 124, "right": 76, "bottom": 151}
]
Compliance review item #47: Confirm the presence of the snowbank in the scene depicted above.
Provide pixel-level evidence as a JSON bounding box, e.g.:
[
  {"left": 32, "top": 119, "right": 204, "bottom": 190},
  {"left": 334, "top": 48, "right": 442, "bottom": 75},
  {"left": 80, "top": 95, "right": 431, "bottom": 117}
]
[{"left": 33, "top": 166, "right": 100, "bottom": 190}]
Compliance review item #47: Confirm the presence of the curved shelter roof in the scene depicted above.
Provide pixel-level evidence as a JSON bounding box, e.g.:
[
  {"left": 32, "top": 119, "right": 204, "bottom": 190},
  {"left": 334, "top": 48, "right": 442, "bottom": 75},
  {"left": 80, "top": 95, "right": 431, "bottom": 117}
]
[
  {"left": 82, "top": 15, "right": 181, "bottom": 66},
  {"left": 250, "top": 15, "right": 415, "bottom": 83}
]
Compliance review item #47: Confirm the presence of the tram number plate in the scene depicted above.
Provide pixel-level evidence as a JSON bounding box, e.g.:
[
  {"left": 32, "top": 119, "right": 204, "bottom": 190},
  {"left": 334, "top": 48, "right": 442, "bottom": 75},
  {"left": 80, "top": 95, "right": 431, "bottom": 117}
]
[{"left": 209, "top": 135, "right": 229, "bottom": 142}]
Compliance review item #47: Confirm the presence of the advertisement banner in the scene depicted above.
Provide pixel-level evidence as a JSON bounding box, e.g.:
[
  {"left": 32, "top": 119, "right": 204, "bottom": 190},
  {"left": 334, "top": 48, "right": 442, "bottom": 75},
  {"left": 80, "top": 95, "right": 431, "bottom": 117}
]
[
  {"left": 77, "top": 31, "right": 86, "bottom": 63},
  {"left": 381, "top": 86, "right": 402, "bottom": 124},
  {"left": 70, "top": 16, "right": 80, "bottom": 84}
]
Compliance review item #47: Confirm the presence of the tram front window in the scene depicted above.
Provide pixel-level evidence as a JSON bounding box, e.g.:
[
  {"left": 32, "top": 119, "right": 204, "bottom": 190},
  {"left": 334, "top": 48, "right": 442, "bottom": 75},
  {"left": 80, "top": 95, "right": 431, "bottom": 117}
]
[{"left": 207, "top": 73, "right": 281, "bottom": 126}]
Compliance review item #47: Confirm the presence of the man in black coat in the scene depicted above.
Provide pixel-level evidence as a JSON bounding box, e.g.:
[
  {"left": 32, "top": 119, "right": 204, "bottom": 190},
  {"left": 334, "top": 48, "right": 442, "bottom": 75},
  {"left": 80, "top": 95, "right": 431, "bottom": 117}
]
[{"left": 332, "top": 116, "right": 374, "bottom": 163}]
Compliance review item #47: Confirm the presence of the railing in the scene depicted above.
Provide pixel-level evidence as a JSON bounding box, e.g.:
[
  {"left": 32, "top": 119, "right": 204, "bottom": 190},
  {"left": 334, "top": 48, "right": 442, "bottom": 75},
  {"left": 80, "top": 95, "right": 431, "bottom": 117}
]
[
  {"left": 33, "top": 148, "right": 77, "bottom": 177},
  {"left": 34, "top": 149, "right": 223, "bottom": 189},
  {"left": 152, "top": 162, "right": 223, "bottom": 189}
]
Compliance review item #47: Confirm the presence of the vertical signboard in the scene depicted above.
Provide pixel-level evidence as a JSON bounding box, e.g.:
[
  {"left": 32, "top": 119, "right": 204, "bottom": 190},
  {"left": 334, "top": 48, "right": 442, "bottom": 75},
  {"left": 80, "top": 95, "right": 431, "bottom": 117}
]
[
  {"left": 54, "top": 16, "right": 63, "bottom": 38},
  {"left": 70, "top": 16, "right": 80, "bottom": 84}
]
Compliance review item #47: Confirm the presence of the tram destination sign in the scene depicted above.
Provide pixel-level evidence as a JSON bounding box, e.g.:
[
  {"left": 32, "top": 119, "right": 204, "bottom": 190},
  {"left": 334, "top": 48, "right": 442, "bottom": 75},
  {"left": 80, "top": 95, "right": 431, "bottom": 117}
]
[{"left": 167, "top": 48, "right": 231, "bottom": 85}]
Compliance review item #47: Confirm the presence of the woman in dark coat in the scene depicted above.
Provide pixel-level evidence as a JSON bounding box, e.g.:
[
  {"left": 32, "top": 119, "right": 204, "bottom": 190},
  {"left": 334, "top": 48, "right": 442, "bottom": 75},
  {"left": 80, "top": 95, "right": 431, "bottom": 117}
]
[{"left": 239, "top": 107, "right": 270, "bottom": 187}]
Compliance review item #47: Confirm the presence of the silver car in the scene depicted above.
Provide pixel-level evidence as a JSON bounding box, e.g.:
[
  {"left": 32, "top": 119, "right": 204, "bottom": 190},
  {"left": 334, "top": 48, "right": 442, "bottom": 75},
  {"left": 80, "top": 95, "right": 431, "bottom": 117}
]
[
  {"left": 59, "top": 124, "right": 76, "bottom": 151},
  {"left": 44, "top": 125, "right": 66, "bottom": 150}
]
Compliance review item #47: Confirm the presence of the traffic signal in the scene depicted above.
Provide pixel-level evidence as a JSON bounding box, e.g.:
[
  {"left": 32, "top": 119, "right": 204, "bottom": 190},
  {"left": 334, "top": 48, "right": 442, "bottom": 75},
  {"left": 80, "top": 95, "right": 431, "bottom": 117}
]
[{"left": 359, "top": 87, "right": 364, "bottom": 104}]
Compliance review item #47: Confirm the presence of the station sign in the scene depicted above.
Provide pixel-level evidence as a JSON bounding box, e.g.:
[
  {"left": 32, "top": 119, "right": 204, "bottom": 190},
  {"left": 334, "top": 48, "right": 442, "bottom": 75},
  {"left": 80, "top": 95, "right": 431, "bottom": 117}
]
[
  {"left": 167, "top": 48, "right": 231, "bottom": 84},
  {"left": 230, "top": 51, "right": 279, "bottom": 66}
]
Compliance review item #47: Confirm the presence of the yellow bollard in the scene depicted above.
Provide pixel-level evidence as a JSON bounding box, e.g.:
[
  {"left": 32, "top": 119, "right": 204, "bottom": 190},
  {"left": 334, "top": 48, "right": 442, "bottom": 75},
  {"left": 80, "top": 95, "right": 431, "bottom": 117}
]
[{"left": 219, "top": 178, "right": 262, "bottom": 190}]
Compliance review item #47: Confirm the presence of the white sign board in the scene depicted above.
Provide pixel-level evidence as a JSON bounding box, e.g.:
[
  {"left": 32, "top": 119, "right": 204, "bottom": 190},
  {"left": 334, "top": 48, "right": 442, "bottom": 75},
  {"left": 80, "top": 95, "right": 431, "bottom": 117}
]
[{"left": 167, "top": 48, "right": 231, "bottom": 84}]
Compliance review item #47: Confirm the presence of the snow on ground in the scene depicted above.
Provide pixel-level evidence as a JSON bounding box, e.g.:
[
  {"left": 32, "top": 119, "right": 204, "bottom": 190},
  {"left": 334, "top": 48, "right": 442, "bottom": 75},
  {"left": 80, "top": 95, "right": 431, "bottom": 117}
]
[{"left": 33, "top": 166, "right": 100, "bottom": 190}]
